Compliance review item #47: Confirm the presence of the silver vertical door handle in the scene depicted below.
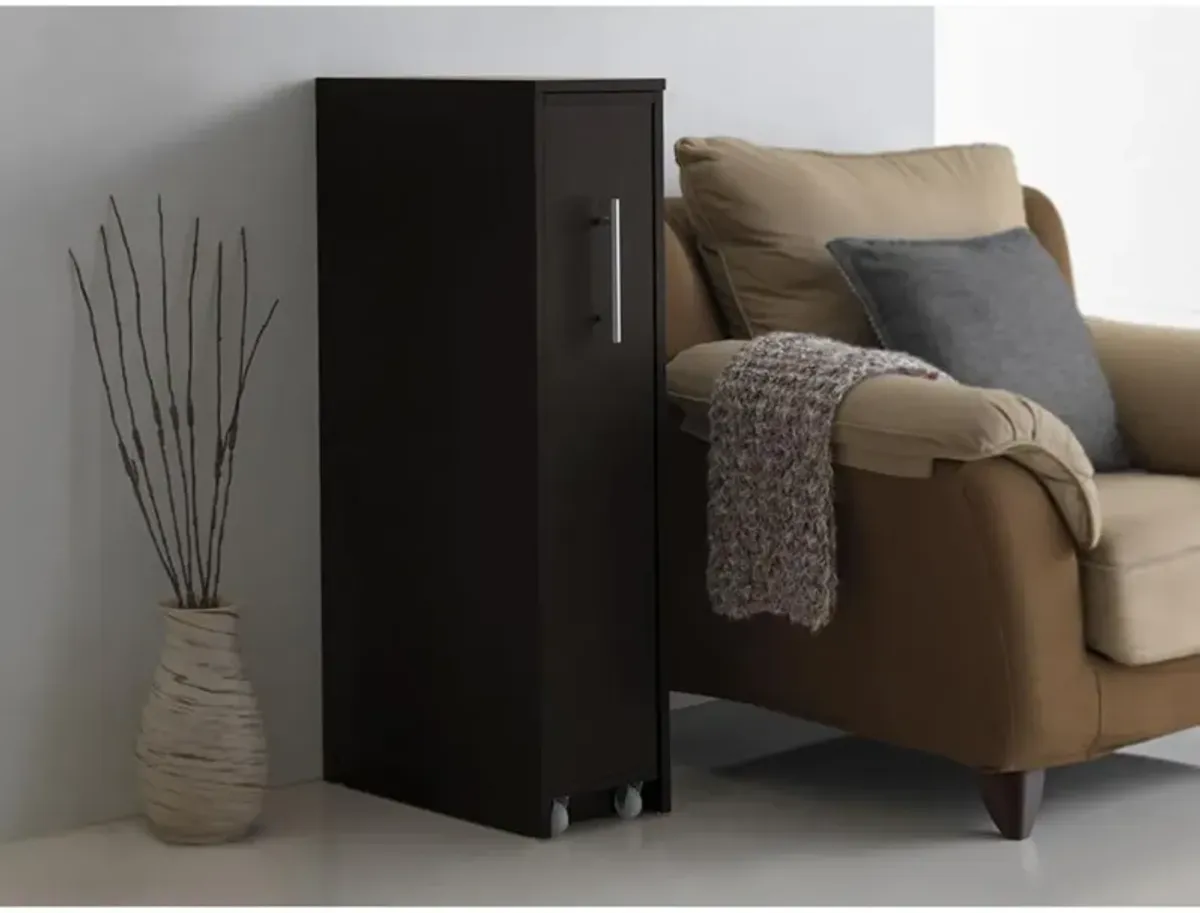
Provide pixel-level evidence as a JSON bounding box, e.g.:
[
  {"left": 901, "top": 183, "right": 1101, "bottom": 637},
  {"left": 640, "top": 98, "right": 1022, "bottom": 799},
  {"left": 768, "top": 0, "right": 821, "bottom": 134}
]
[{"left": 609, "top": 197, "right": 622, "bottom": 344}]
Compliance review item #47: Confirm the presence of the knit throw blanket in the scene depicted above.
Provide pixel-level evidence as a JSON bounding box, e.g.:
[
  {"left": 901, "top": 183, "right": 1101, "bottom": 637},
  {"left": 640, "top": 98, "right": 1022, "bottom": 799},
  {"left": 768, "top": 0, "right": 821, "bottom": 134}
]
[{"left": 707, "top": 332, "right": 947, "bottom": 631}]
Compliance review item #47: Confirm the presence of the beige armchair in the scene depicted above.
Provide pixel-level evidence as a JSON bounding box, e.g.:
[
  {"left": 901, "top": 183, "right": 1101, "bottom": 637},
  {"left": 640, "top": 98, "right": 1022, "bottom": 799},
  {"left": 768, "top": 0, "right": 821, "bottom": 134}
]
[{"left": 661, "top": 187, "right": 1200, "bottom": 840}]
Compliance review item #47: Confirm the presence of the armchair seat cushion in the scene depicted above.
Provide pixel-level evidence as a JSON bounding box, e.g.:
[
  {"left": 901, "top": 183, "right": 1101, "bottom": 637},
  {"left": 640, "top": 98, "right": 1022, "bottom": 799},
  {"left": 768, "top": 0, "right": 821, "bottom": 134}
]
[{"left": 1084, "top": 473, "right": 1200, "bottom": 666}]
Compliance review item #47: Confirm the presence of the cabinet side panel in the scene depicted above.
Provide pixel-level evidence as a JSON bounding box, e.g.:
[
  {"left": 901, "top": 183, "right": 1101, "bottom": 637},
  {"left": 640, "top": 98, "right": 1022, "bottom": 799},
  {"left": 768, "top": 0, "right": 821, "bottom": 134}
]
[
  {"left": 316, "top": 80, "right": 544, "bottom": 835},
  {"left": 647, "top": 93, "right": 671, "bottom": 814}
]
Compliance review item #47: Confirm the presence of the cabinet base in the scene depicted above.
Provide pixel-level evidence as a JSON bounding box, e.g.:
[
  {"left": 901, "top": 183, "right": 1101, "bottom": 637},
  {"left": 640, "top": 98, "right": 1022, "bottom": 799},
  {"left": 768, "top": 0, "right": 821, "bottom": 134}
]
[{"left": 324, "top": 773, "right": 670, "bottom": 840}]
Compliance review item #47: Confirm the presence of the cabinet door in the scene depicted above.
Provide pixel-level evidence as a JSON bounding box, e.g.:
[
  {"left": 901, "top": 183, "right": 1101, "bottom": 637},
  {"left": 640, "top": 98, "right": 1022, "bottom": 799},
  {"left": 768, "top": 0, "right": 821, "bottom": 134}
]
[{"left": 539, "top": 92, "right": 660, "bottom": 798}]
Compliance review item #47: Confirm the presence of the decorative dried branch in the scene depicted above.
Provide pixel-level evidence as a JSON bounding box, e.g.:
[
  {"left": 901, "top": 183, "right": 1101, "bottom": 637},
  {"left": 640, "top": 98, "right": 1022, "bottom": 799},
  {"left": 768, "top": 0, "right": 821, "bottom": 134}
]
[
  {"left": 70, "top": 199, "right": 281, "bottom": 609},
  {"left": 112, "top": 196, "right": 193, "bottom": 607},
  {"left": 185, "top": 218, "right": 203, "bottom": 598},
  {"left": 211, "top": 229, "right": 251, "bottom": 606},
  {"left": 99, "top": 223, "right": 181, "bottom": 594},
  {"left": 200, "top": 241, "right": 225, "bottom": 606},
  {"left": 69, "top": 250, "right": 183, "bottom": 606},
  {"left": 212, "top": 290, "right": 280, "bottom": 604},
  {"left": 158, "top": 197, "right": 196, "bottom": 604}
]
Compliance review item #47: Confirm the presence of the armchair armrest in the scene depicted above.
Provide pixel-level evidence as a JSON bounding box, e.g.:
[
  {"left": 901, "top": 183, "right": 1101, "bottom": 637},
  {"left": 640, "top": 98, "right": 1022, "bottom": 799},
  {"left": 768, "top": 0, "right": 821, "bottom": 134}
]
[
  {"left": 667, "top": 339, "right": 1101, "bottom": 549},
  {"left": 662, "top": 407, "right": 1100, "bottom": 774},
  {"left": 1087, "top": 317, "right": 1200, "bottom": 476}
]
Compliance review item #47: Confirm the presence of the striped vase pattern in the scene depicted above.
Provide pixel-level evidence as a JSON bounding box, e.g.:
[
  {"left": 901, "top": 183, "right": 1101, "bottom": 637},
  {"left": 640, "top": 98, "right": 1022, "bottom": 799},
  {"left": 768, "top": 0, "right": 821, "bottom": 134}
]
[{"left": 136, "top": 605, "right": 268, "bottom": 844}]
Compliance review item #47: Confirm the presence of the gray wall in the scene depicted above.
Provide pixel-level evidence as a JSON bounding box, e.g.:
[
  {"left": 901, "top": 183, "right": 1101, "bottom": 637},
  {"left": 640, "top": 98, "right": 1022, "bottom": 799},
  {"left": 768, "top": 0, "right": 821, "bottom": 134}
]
[{"left": 0, "top": 6, "right": 934, "bottom": 840}]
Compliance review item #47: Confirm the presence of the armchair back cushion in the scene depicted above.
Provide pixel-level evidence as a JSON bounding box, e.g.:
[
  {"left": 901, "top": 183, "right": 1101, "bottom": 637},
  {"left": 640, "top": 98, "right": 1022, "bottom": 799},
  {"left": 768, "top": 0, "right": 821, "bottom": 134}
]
[
  {"left": 674, "top": 138, "right": 1026, "bottom": 345},
  {"left": 664, "top": 186, "right": 1074, "bottom": 361}
]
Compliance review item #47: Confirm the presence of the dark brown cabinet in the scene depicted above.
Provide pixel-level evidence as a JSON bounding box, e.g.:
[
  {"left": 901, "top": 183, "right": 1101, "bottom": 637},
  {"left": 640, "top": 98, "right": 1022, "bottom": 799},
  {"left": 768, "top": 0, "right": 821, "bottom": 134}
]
[{"left": 315, "top": 77, "right": 669, "bottom": 838}]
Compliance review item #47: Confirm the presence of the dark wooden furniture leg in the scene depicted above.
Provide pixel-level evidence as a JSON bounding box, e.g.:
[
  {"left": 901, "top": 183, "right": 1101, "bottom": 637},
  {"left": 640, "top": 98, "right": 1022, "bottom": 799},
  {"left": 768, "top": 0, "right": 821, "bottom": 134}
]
[{"left": 979, "top": 770, "right": 1045, "bottom": 840}]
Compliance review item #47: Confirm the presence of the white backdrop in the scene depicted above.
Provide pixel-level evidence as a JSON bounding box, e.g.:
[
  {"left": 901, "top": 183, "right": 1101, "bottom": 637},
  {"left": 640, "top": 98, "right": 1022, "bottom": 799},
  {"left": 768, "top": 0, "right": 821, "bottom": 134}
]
[{"left": 937, "top": 6, "right": 1200, "bottom": 328}]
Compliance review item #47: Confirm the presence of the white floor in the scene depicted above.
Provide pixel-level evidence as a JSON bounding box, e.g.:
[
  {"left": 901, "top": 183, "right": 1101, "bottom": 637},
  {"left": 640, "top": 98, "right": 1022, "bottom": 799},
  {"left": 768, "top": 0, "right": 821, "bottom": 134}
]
[{"left": 4, "top": 703, "right": 1200, "bottom": 905}]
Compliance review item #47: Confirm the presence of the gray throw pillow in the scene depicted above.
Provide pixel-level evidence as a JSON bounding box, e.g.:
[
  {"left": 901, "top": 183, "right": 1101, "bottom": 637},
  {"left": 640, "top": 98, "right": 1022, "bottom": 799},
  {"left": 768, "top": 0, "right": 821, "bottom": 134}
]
[{"left": 826, "top": 227, "right": 1129, "bottom": 471}]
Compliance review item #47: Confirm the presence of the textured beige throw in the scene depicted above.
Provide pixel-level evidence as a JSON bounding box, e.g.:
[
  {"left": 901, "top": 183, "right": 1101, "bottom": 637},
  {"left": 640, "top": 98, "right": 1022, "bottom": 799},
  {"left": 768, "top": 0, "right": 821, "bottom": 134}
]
[{"left": 707, "top": 332, "right": 947, "bottom": 631}]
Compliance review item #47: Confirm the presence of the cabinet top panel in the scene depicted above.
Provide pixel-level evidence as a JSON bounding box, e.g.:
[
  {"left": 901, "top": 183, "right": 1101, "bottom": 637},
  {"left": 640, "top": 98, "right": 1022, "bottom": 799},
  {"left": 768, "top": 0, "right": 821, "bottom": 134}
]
[{"left": 314, "top": 77, "right": 665, "bottom": 94}]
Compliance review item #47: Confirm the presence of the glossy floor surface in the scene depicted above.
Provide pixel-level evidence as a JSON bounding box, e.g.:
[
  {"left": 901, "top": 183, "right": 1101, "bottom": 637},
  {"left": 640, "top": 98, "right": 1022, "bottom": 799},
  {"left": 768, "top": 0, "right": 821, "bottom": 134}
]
[{"left": 2, "top": 701, "right": 1199, "bottom": 905}]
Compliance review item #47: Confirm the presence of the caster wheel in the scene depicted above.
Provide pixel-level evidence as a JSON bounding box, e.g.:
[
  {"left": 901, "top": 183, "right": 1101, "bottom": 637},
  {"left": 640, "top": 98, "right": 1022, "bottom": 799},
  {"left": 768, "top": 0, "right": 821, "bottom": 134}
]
[
  {"left": 549, "top": 797, "right": 570, "bottom": 837},
  {"left": 613, "top": 782, "right": 643, "bottom": 820}
]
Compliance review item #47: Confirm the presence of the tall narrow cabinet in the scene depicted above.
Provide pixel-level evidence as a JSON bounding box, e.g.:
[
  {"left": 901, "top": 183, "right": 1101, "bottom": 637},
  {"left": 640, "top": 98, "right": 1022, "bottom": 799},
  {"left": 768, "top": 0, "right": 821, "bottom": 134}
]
[{"left": 315, "top": 78, "right": 670, "bottom": 838}]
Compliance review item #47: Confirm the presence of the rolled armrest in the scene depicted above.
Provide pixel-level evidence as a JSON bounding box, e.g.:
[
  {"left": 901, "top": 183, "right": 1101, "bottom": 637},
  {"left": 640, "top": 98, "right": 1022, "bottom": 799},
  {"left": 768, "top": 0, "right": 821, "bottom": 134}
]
[
  {"left": 835, "top": 374, "right": 1099, "bottom": 549},
  {"left": 667, "top": 339, "right": 1101, "bottom": 549},
  {"left": 1087, "top": 317, "right": 1200, "bottom": 476}
]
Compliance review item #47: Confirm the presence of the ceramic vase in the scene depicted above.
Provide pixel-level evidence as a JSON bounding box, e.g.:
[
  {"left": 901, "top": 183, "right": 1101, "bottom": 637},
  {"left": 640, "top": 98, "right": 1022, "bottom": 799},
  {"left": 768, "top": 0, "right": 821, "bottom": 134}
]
[{"left": 135, "top": 604, "right": 268, "bottom": 844}]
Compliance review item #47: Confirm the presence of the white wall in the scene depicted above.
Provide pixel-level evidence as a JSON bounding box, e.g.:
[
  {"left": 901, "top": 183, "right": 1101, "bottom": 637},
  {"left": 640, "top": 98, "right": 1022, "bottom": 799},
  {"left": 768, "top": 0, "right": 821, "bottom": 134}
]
[
  {"left": 936, "top": 7, "right": 1200, "bottom": 327},
  {"left": 0, "top": 6, "right": 934, "bottom": 840}
]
